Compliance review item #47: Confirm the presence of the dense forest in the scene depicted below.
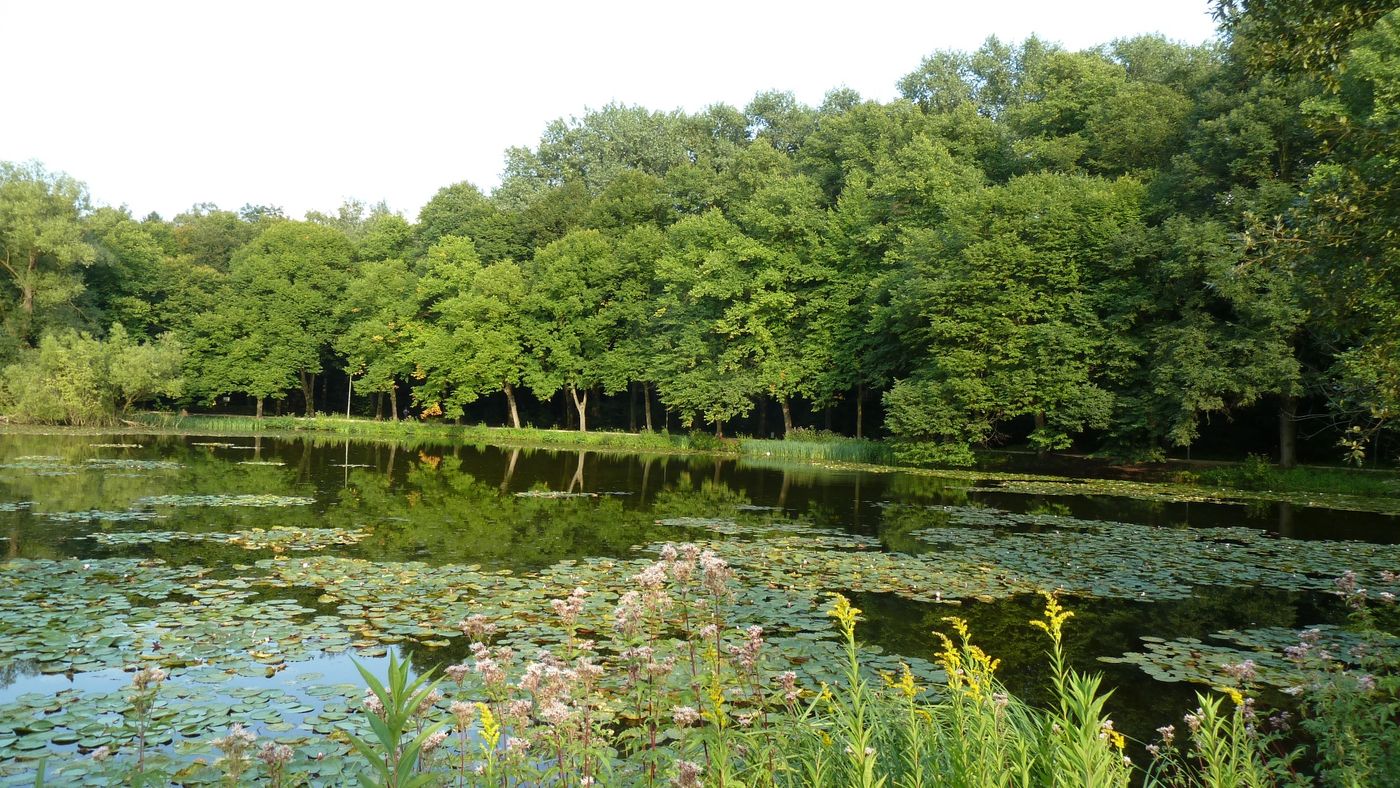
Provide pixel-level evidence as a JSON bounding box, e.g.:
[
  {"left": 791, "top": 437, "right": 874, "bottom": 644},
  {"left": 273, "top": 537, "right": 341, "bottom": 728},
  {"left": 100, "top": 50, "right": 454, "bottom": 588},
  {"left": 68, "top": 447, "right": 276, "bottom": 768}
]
[{"left": 1, "top": 1, "right": 1397, "bottom": 467}]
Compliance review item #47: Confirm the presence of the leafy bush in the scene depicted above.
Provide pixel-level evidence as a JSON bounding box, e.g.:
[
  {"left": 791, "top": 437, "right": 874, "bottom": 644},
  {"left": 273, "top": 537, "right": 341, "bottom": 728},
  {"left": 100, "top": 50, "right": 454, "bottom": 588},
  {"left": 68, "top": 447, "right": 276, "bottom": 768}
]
[
  {"left": 0, "top": 325, "right": 182, "bottom": 425},
  {"left": 891, "top": 439, "right": 977, "bottom": 468}
]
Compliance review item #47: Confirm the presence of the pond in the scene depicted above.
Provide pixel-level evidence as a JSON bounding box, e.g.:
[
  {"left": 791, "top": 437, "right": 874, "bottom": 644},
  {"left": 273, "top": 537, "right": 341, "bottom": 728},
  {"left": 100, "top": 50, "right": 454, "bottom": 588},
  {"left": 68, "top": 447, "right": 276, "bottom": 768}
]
[{"left": 0, "top": 431, "right": 1397, "bottom": 782}]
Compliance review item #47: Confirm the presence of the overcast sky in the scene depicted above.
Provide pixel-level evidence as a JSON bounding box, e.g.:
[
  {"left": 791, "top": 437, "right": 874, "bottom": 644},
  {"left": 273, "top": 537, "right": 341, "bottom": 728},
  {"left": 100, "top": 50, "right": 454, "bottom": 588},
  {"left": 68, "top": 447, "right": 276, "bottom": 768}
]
[{"left": 1, "top": 0, "right": 1219, "bottom": 221}]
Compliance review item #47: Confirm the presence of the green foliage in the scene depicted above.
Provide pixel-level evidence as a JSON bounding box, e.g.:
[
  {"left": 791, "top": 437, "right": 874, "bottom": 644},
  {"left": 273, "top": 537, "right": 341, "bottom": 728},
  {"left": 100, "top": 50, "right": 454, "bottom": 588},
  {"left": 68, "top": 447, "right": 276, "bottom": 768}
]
[
  {"left": 0, "top": 326, "right": 182, "bottom": 425},
  {"left": 347, "top": 653, "right": 446, "bottom": 787},
  {"left": 0, "top": 161, "right": 94, "bottom": 346},
  {"left": 185, "top": 221, "right": 352, "bottom": 411},
  {"left": 885, "top": 173, "right": 1137, "bottom": 455},
  {"left": 8, "top": 10, "right": 1400, "bottom": 466}
]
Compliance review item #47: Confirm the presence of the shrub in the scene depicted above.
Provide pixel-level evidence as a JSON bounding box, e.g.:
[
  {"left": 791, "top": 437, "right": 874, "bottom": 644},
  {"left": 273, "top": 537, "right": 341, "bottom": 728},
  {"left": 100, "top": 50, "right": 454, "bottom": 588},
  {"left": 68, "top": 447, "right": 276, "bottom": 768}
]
[{"left": 0, "top": 325, "right": 182, "bottom": 425}]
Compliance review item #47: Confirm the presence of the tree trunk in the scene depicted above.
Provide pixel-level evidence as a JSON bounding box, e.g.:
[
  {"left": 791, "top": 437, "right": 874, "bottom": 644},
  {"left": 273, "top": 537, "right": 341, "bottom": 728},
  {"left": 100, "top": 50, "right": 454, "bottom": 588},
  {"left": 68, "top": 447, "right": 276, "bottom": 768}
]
[
  {"left": 715, "top": 418, "right": 723, "bottom": 439},
  {"left": 569, "top": 386, "right": 588, "bottom": 432},
  {"left": 298, "top": 371, "right": 316, "bottom": 417},
  {"left": 1034, "top": 411, "right": 1047, "bottom": 458},
  {"left": 503, "top": 382, "right": 522, "bottom": 428},
  {"left": 373, "top": 392, "right": 382, "bottom": 420},
  {"left": 389, "top": 383, "right": 399, "bottom": 421},
  {"left": 643, "top": 382, "right": 654, "bottom": 432},
  {"left": 256, "top": 396, "right": 264, "bottom": 419},
  {"left": 629, "top": 382, "right": 638, "bottom": 432},
  {"left": 758, "top": 394, "right": 768, "bottom": 438},
  {"left": 855, "top": 385, "right": 865, "bottom": 439},
  {"left": 1279, "top": 395, "right": 1298, "bottom": 469},
  {"left": 781, "top": 397, "right": 794, "bottom": 437}
]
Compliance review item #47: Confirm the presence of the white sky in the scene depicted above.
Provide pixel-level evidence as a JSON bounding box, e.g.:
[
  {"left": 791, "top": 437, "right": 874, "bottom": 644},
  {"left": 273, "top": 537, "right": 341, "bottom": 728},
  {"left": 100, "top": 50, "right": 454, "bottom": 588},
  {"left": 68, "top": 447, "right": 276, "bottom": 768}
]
[{"left": 1, "top": 0, "right": 1219, "bottom": 222}]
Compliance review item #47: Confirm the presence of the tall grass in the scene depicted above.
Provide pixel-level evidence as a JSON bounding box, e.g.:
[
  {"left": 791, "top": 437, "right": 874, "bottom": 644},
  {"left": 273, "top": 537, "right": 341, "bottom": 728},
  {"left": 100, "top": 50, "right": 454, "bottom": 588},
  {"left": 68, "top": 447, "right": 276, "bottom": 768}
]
[{"left": 738, "top": 435, "right": 894, "bottom": 465}]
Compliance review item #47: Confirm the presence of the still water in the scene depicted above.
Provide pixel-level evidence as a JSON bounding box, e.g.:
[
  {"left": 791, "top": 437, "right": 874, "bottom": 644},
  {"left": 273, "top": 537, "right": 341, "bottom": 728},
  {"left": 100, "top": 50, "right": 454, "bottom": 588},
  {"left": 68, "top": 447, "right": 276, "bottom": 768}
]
[{"left": 0, "top": 431, "right": 1395, "bottom": 777}]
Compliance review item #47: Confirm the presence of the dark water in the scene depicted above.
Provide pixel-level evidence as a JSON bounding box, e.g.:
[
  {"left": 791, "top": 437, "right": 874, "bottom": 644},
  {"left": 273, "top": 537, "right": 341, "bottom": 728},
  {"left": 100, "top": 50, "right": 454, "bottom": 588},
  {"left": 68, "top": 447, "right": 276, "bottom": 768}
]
[{"left": 0, "top": 431, "right": 1395, "bottom": 762}]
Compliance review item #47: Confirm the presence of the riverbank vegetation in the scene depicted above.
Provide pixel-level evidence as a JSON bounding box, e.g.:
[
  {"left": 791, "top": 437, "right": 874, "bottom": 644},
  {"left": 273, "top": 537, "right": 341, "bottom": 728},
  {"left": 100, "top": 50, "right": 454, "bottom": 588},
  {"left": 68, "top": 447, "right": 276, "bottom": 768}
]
[
  {"left": 45, "top": 550, "right": 1399, "bottom": 786},
  {"left": 2, "top": 2, "right": 1399, "bottom": 469},
  {"left": 106, "top": 413, "right": 1400, "bottom": 502}
]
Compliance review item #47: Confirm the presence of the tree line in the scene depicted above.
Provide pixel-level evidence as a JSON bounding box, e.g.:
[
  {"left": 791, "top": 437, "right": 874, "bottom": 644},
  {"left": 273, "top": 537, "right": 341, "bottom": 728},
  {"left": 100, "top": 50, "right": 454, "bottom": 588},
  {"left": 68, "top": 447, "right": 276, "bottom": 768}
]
[{"left": 1, "top": 1, "right": 1397, "bottom": 466}]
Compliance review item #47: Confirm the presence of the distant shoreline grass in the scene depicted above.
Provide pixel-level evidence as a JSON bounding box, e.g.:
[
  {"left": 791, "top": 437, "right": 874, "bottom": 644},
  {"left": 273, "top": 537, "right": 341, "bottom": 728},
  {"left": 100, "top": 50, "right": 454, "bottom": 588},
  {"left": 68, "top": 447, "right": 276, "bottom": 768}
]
[
  {"left": 5, "top": 411, "right": 1396, "bottom": 501},
  {"left": 123, "top": 412, "right": 708, "bottom": 456}
]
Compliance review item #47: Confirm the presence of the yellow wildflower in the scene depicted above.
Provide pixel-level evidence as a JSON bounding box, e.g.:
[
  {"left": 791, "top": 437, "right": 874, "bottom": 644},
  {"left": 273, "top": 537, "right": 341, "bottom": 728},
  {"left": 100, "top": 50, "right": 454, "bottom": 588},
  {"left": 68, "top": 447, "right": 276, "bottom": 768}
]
[
  {"left": 1029, "top": 591, "right": 1074, "bottom": 643},
  {"left": 828, "top": 593, "right": 862, "bottom": 634},
  {"left": 477, "top": 702, "right": 500, "bottom": 750}
]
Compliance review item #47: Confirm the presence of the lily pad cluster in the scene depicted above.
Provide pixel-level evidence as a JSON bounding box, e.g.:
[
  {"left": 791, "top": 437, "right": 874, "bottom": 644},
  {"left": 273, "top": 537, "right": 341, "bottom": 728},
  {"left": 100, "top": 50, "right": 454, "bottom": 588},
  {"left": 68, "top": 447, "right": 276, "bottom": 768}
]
[
  {"left": 1100, "top": 626, "right": 1400, "bottom": 688},
  {"left": 45, "top": 509, "right": 167, "bottom": 524},
  {"left": 132, "top": 494, "right": 315, "bottom": 508},
  {"left": 86, "top": 526, "right": 369, "bottom": 552},
  {"left": 909, "top": 505, "right": 1400, "bottom": 600}
]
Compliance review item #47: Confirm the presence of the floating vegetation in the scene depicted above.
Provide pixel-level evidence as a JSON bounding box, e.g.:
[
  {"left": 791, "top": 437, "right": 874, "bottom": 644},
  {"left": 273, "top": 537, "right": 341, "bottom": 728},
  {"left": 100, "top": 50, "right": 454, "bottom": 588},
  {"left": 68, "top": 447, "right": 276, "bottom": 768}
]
[
  {"left": 1100, "top": 626, "right": 1400, "bottom": 689},
  {"left": 0, "top": 456, "right": 180, "bottom": 474},
  {"left": 0, "top": 432, "right": 1396, "bottom": 782},
  {"left": 83, "top": 458, "right": 183, "bottom": 471},
  {"left": 133, "top": 494, "right": 315, "bottom": 508},
  {"left": 986, "top": 477, "right": 1400, "bottom": 516},
  {"left": 189, "top": 442, "right": 239, "bottom": 448},
  {"left": 89, "top": 443, "right": 143, "bottom": 448},
  {"left": 0, "top": 559, "right": 353, "bottom": 675},
  {"left": 45, "top": 509, "right": 166, "bottom": 524},
  {"left": 654, "top": 517, "right": 845, "bottom": 539},
  {"left": 910, "top": 505, "right": 1400, "bottom": 600},
  {"left": 86, "top": 526, "right": 369, "bottom": 551},
  {"left": 0, "top": 677, "right": 369, "bottom": 782},
  {"left": 238, "top": 460, "right": 287, "bottom": 466}
]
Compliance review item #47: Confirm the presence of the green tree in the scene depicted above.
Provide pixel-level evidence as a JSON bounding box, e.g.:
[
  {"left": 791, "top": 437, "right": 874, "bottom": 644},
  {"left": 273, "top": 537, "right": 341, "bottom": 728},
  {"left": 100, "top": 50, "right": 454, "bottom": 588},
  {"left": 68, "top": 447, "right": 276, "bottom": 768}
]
[
  {"left": 0, "top": 161, "right": 94, "bottom": 348},
  {"left": 337, "top": 258, "right": 417, "bottom": 419},
  {"left": 408, "top": 236, "right": 533, "bottom": 426},
  {"left": 524, "top": 229, "right": 627, "bottom": 431},
  {"left": 885, "top": 174, "right": 1141, "bottom": 463},
  {"left": 187, "top": 222, "right": 352, "bottom": 416}
]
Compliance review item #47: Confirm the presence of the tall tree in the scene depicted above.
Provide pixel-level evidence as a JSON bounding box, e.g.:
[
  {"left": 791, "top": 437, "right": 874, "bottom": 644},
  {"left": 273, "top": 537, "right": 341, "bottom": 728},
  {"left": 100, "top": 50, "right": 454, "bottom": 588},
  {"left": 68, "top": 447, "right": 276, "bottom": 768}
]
[
  {"left": 524, "top": 229, "right": 626, "bottom": 431},
  {"left": 187, "top": 222, "right": 352, "bottom": 416},
  {"left": 0, "top": 162, "right": 94, "bottom": 348},
  {"left": 885, "top": 174, "right": 1141, "bottom": 463}
]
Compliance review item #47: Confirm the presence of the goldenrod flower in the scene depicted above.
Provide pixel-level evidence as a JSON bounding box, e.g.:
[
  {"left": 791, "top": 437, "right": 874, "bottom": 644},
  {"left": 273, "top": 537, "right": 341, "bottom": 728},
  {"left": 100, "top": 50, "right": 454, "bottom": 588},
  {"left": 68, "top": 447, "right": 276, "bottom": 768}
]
[{"left": 477, "top": 702, "right": 500, "bottom": 750}]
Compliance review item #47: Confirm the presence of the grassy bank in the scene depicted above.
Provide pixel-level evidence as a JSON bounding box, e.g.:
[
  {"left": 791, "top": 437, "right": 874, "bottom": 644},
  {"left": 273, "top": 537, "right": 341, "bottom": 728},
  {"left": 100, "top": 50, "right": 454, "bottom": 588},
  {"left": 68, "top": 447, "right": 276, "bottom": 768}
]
[
  {"left": 129, "top": 412, "right": 704, "bottom": 455},
  {"left": 90, "top": 412, "right": 1400, "bottom": 502},
  {"left": 1188, "top": 455, "right": 1400, "bottom": 498}
]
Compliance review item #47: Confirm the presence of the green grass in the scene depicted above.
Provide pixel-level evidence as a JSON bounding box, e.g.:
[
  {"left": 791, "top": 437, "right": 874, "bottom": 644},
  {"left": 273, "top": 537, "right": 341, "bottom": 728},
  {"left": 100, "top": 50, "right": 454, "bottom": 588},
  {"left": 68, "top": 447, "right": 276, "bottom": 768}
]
[
  {"left": 738, "top": 433, "right": 894, "bottom": 465},
  {"left": 1189, "top": 455, "right": 1400, "bottom": 498},
  {"left": 128, "top": 412, "right": 702, "bottom": 455}
]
